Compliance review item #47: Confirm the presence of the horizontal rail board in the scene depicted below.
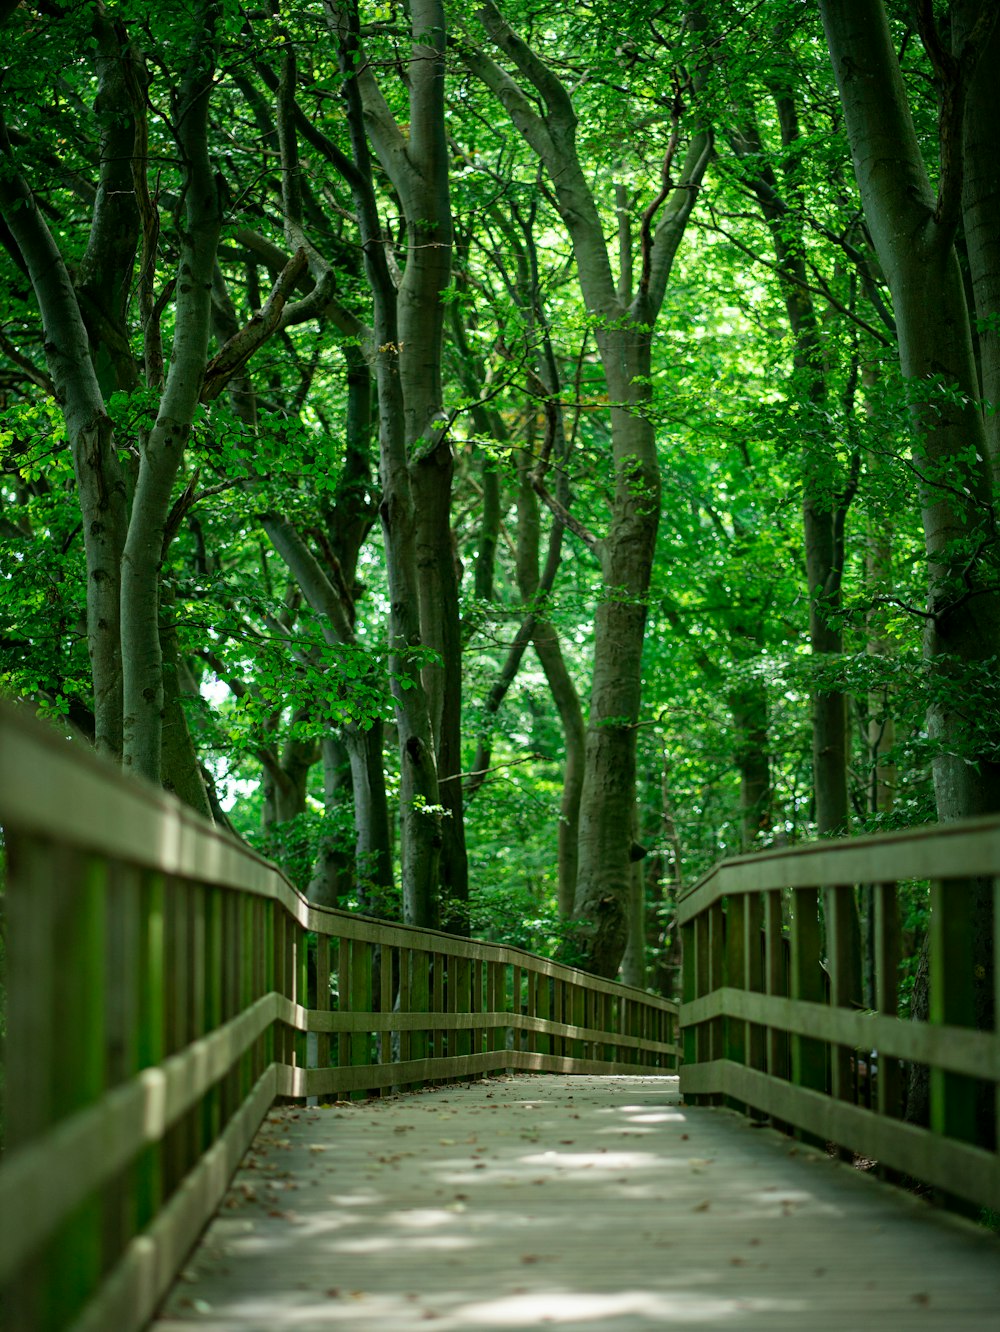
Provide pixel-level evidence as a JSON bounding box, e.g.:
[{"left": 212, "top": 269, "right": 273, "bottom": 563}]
[
  {"left": 0, "top": 991, "right": 286, "bottom": 1282},
  {"left": 307, "top": 1008, "right": 678, "bottom": 1057},
  {"left": 0, "top": 703, "right": 680, "bottom": 1332},
  {"left": 68, "top": 1066, "right": 279, "bottom": 1332},
  {"left": 679, "top": 1060, "right": 1000, "bottom": 1212},
  {"left": 677, "top": 817, "right": 1000, "bottom": 924},
  {"left": 681, "top": 988, "right": 998, "bottom": 1084}
]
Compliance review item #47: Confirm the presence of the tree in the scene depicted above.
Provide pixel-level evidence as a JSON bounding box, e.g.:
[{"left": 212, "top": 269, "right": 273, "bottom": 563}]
[{"left": 463, "top": 1, "right": 712, "bottom": 975}]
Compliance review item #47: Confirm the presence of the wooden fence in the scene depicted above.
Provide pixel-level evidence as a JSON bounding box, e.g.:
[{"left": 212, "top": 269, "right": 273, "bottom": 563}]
[
  {"left": 678, "top": 822, "right": 1000, "bottom": 1214},
  {"left": 0, "top": 704, "right": 679, "bottom": 1332}
]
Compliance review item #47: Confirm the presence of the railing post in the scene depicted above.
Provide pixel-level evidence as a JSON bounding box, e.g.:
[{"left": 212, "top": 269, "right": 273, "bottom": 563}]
[
  {"left": 338, "top": 937, "right": 352, "bottom": 1083},
  {"left": 411, "top": 949, "right": 431, "bottom": 1071},
  {"left": 789, "top": 886, "right": 826, "bottom": 1112},
  {"left": 724, "top": 894, "right": 747, "bottom": 1109},
  {"left": 744, "top": 891, "right": 766, "bottom": 1085},
  {"left": 826, "top": 884, "right": 861, "bottom": 1105},
  {"left": 872, "top": 882, "right": 901, "bottom": 1116},
  {"left": 928, "top": 878, "right": 979, "bottom": 1149},
  {"left": 380, "top": 940, "right": 395, "bottom": 1080},
  {"left": 315, "top": 934, "right": 331, "bottom": 1083}
]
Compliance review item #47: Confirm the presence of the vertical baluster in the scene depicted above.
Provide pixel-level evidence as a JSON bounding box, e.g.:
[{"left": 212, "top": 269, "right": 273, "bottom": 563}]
[
  {"left": 103, "top": 864, "right": 141, "bottom": 1268},
  {"left": 744, "top": 891, "right": 766, "bottom": 1082},
  {"left": 315, "top": 934, "right": 331, "bottom": 1093},
  {"left": 724, "top": 894, "right": 747, "bottom": 1107},
  {"left": 352, "top": 939, "right": 373, "bottom": 1097},
  {"left": 790, "top": 886, "right": 826, "bottom": 1142},
  {"left": 432, "top": 949, "right": 445, "bottom": 1075},
  {"left": 929, "top": 877, "right": 978, "bottom": 1150},
  {"left": 380, "top": 941, "right": 395, "bottom": 1084},
  {"left": 455, "top": 954, "right": 472, "bottom": 1064},
  {"left": 764, "top": 889, "right": 789, "bottom": 1084},
  {"left": 50, "top": 849, "right": 107, "bottom": 1328},
  {"left": 398, "top": 948, "right": 413, "bottom": 1066},
  {"left": 137, "top": 872, "right": 166, "bottom": 1231},
  {"left": 508, "top": 964, "right": 524, "bottom": 1065},
  {"left": 571, "top": 983, "right": 586, "bottom": 1065},
  {"left": 826, "top": 882, "right": 862, "bottom": 1159},
  {"left": 827, "top": 883, "right": 861, "bottom": 1108},
  {"left": 297, "top": 916, "right": 309, "bottom": 1083},
  {"left": 411, "top": 950, "right": 431, "bottom": 1078},
  {"left": 536, "top": 969, "right": 552, "bottom": 1061},
  {"left": 681, "top": 914, "right": 697, "bottom": 1074},
  {"left": 338, "top": 937, "right": 352, "bottom": 1085}
]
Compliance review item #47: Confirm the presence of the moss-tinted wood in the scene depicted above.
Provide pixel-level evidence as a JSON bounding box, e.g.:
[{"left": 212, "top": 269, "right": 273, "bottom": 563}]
[
  {"left": 874, "top": 882, "right": 902, "bottom": 1119},
  {"left": 928, "top": 878, "right": 979, "bottom": 1147},
  {"left": 789, "top": 887, "right": 825, "bottom": 1101}
]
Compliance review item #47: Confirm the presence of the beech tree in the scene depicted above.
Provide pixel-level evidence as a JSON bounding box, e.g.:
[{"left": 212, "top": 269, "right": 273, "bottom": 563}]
[
  {"left": 462, "top": 1, "right": 712, "bottom": 975},
  {"left": 3, "top": 0, "right": 1000, "bottom": 1004}
]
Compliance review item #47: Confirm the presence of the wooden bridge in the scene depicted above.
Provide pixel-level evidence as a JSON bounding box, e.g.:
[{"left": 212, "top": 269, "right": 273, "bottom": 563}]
[{"left": 1, "top": 704, "right": 998, "bottom": 1330}]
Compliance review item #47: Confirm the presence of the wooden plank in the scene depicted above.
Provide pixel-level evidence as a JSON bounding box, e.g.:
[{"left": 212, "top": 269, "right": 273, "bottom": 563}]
[
  {"left": 0, "top": 992, "right": 290, "bottom": 1286},
  {"left": 69, "top": 1066, "right": 278, "bottom": 1332},
  {"left": 410, "top": 951, "right": 431, "bottom": 1070},
  {"left": 929, "top": 878, "right": 979, "bottom": 1149},
  {"left": 875, "top": 882, "right": 903, "bottom": 1119},
  {"left": 43, "top": 849, "right": 107, "bottom": 1329},
  {"left": 763, "top": 889, "right": 789, "bottom": 1082},
  {"left": 350, "top": 939, "right": 374, "bottom": 1097},
  {"left": 306, "top": 1047, "right": 676, "bottom": 1097},
  {"left": 724, "top": 895, "right": 746, "bottom": 1088},
  {"left": 744, "top": 892, "right": 766, "bottom": 1077},
  {"left": 680, "top": 1059, "right": 1000, "bottom": 1213},
  {"left": 315, "top": 935, "right": 331, "bottom": 1073},
  {"left": 677, "top": 809, "right": 1000, "bottom": 923},
  {"left": 102, "top": 863, "right": 142, "bottom": 1270},
  {"left": 154, "top": 1076, "right": 1000, "bottom": 1332},
  {"left": 338, "top": 937, "right": 352, "bottom": 1075},
  {"left": 789, "top": 887, "right": 826, "bottom": 1106},
  {"left": 680, "top": 986, "right": 997, "bottom": 1082},
  {"left": 826, "top": 884, "right": 859, "bottom": 1110}
]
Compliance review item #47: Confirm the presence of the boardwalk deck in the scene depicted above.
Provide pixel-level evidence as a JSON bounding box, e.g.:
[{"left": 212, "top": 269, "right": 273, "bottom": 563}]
[{"left": 153, "top": 1075, "right": 1000, "bottom": 1331}]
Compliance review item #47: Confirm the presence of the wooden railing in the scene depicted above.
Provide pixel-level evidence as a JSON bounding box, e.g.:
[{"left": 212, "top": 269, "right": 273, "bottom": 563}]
[
  {"left": 678, "top": 823, "right": 1000, "bottom": 1214},
  {"left": 0, "top": 704, "right": 679, "bottom": 1332}
]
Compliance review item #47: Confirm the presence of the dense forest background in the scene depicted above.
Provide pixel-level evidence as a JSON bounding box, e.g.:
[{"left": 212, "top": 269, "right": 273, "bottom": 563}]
[{"left": 3, "top": 0, "right": 999, "bottom": 1003}]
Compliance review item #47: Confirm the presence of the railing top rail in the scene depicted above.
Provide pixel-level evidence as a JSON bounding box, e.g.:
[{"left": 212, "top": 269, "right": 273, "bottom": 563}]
[
  {"left": 676, "top": 812, "right": 1000, "bottom": 924},
  {"left": 0, "top": 701, "right": 673, "bottom": 1009}
]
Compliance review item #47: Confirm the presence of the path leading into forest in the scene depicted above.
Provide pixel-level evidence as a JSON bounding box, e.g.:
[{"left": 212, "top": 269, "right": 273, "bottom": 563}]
[{"left": 153, "top": 1075, "right": 1000, "bottom": 1331}]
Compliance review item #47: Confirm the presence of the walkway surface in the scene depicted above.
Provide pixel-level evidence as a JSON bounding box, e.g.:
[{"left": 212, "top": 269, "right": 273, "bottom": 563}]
[{"left": 153, "top": 1074, "right": 1000, "bottom": 1331}]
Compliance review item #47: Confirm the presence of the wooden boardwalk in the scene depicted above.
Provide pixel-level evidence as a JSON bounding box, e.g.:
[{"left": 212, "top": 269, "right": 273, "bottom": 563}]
[{"left": 153, "top": 1075, "right": 1000, "bottom": 1331}]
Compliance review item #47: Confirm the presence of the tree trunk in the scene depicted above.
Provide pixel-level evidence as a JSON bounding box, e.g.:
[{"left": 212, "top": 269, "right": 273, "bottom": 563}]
[
  {"left": 820, "top": 0, "right": 1000, "bottom": 822},
  {"left": 821, "top": 0, "right": 1000, "bottom": 1132},
  {"left": 470, "top": 1, "right": 711, "bottom": 976},
  {"left": 729, "top": 684, "right": 772, "bottom": 852},
  {"left": 308, "top": 734, "right": 354, "bottom": 909},
  {"left": 0, "top": 121, "right": 128, "bottom": 758},
  {"left": 329, "top": 0, "right": 446, "bottom": 926},
  {"left": 121, "top": 6, "right": 222, "bottom": 781},
  {"left": 955, "top": 0, "right": 1000, "bottom": 483},
  {"left": 159, "top": 590, "right": 211, "bottom": 817}
]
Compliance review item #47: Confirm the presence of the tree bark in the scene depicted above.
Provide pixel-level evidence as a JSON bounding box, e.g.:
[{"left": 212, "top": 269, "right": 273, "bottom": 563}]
[
  {"left": 120, "top": 4, "right": 222, "bottom": 781},
  {"left": 820, "top": 0, "right": 1000, "bottom": 822},
  {"left": 470, "top": 1, "right": 711, "bottom": 976},
  {"left": 954, "top": 0, "right": 1000, "bottom": 483},
  {"left": 328, "top": 0, "right": 446, "bottom": 926},
  {"left": 0, "top": 118, "right": 128, "bottom": 759}
]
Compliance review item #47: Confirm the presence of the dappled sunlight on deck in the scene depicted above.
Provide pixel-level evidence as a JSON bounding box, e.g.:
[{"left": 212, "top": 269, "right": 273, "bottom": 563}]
[{"left": 153, "top": 1075, "right": 1000, "bottom": 1331}]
